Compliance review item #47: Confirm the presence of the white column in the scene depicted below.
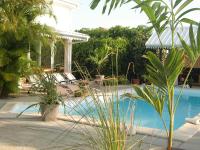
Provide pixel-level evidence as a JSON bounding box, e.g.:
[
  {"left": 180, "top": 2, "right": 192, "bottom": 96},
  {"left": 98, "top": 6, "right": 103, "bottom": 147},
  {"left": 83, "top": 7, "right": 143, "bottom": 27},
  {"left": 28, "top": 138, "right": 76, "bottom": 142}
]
[
  {"left": 36, "top": 41, "right": 42, "bottom": 66},
  {"left": 50, "top": 41, "right": 55, "bottom": 70},
  {"left": 175, "top": 78, "right": 178, "bottom": 86},
  {"left": 27, "top": 51, "right": 31, "bottom": 60},
  {"left": 64, "top": 39, "right": 72, "bottom": 73},
  {"left": 27, "top": 43, "right": 31, "bottom": 68},
  {"left": 27, "top": 43, "right": 31, "bottom": 60}
]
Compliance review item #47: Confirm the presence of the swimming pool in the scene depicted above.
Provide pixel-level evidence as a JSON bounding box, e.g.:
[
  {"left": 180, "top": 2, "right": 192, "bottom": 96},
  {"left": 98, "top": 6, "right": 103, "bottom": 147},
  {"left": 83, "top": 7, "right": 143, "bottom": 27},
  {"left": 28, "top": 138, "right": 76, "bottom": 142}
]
[{"left": 11, "top": 88, "right": 200, "bottom": 130}]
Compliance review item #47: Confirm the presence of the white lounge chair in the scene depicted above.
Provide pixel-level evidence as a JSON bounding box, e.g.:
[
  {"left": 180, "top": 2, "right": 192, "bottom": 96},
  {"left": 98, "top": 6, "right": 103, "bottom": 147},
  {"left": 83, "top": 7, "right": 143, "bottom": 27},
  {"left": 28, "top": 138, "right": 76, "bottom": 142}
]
[
  {"left": 65, "top": 84, "right": 80, "bottom": 93},
  {"left": 56, "top": 85, "right": 71, "bottom": 97},
  {"left": 63, "top": 72, "right": 77, "bottom": 83},
  {"left": 19, "top": 75, "right": 41, "bottom": 93},
  {"left": 52, "top": 73, "right": 69, "bottom": 85},
  {"left": 55, "top": 81, "right": 80, "bottom": 96},
  {"left": 29, "top": 75, "right": 39, "bottom": 84},
  {"left": 18, "top": 78, "right": 31, "bottom": 91}
]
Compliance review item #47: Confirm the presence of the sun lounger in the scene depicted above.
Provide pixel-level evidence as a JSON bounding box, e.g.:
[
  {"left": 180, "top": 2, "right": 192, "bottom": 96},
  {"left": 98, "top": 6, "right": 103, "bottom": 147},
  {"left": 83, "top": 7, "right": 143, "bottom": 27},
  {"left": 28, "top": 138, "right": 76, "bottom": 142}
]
[
  {"left": 56, "top": 85, "right": 71, "bottom": 96},
  {"left": 18, "top": 75, "right": 41, "bottom": 93},
  {"left": 18, "top": 78, "right": 31, "bottom": 91},
  {"left": 20, "top": 73, "right": 81, "bottom": 96},
  {"left": 185, "top": 117, "right": 200, "bottom": 125},
  {"left": 29, "top": 75, "right": 39, "bottom": 84},
  {"left": 63, "top": 72, "right": 90, "bottom": 86},
  {"left": 65, "top": 84, "right": 80, "bottom": 92},
  {"left": 57, "top": 83, "right": 81, "bottom": 96},
  {"left": 63, "top": 72, "right": 77, "bottom": 83},
  {"left": 52, "top": 73, "right": 81, "bottom": 94},
  {"left": 52, "top": 73, "right": 69, "bottom": 85}
]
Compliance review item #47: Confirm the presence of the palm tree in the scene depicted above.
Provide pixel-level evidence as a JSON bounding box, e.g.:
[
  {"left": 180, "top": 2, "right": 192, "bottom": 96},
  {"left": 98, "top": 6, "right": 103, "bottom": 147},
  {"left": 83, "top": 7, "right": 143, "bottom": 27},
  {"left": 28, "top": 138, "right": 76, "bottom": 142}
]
[
  {"left": 89, "top": 46, "right": 111, "bottom": 75},
  {"left": 90, "top": 0, "right": 200, "bottom": 149},
  {"left": 0, "top": 0, "right": 55, "bottom": 97}
]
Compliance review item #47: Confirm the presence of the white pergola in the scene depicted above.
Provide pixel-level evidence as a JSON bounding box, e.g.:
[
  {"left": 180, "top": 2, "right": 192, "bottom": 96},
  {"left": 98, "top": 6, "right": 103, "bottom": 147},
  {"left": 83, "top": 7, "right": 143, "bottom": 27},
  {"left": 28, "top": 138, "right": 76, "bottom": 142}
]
[
  {"left": 145, "top": 26, "right": 198, "bottom": 49},
  {"left": 145, "top": 26, "right": 200, "bottom": 68},
  {"left": 55, "top": 30, "right": 89, "bottom": 73},
  {"left": 145, "top": 26, "right": 200, "bottom": 85},
  {"left": 28, "top": 0, "right": 89, "bottom": 73},
  {"left": 31, "top": 30, "right": 89, "bottom": 73}
]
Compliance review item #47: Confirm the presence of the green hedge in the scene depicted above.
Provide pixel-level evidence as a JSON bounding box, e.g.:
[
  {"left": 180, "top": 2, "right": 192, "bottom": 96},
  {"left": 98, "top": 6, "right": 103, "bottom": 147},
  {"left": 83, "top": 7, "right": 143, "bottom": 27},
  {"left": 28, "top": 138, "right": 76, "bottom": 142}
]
[{"left": 72, "top": 26, "right": 151, "bottom": 78}]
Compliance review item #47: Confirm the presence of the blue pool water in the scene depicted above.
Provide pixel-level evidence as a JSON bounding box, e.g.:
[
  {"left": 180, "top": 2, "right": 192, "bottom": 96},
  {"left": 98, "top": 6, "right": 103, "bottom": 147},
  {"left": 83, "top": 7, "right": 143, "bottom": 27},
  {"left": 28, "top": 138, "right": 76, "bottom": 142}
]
[{"left": 11, "top": 88, "right": 200, "bottom": 130}]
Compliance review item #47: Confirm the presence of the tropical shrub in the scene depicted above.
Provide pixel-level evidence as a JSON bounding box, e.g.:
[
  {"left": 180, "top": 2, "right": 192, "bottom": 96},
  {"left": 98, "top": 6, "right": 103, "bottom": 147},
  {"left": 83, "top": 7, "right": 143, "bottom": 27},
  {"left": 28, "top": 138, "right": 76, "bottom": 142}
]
[
  {"left": 17, "top": 73, "right": 64, "bottom": 119},
  {"left": 102, "top": 76, "right": 128, "bottom": 85},
  {"left": 72, "top": 26, "right": 150, "bottom": 77},
  {"left": 69, "top": 53, "right": 143, "bottom": 150},
  {"left": 118, "top": 75, "right": 128, "bottom": 85},
  {"left": 74, "top": 90, "right": 82, "bottom": 97},
  {"left": 0, "top": 48, "right": 24, "bottom": 96},
  {"left": 64, "top": 69, "right": 140, "bottom": 149},
  {"left": 74, "top": 85, "right": 89, "bottom": 97},
  {"left": 90, "top": 0, "right": 200, "bottom": 150},
  {"left": 103, "top": 78, "right": 118, "bottom": 86},
  {"left": 0, "top": 0, "right": 53, "bottom": 97},
  {"left": 88, "top": 39, "right": 111, "bottom": 75}
]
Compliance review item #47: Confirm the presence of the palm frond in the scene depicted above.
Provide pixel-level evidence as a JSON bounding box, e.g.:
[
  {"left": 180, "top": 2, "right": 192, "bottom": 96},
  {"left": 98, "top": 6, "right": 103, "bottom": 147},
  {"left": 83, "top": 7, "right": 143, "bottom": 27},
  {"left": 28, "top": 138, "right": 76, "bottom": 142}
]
[{"left": 178, "top": 23, "right": 200, "bottom": 64}]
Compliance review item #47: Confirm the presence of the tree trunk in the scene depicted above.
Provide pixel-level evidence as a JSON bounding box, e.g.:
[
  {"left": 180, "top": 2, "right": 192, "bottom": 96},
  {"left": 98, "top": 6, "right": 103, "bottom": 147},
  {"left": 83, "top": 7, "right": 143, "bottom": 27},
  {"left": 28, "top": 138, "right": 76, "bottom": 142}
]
[
  {"left": 0, "top": 84, "right": 9, "bottom": 98},
  {"left": 168, "top": 115, "right": 174, "bottom": 150},
  {"left": 159, "top": 48, "right": 162, "bottom": 61}
]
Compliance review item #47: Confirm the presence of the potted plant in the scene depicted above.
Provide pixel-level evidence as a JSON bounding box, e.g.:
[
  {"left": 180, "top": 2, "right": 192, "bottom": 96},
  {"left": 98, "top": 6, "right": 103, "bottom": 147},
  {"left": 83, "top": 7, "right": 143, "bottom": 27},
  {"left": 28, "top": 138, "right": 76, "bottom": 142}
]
[
  {"left": 132, "top": 74, "right": 140, "bottom": 85},
  {"left": 89, "top": 46, "right": 111, "bottom": 81},
  {"left": 126, "top": 62, "right": 139, "bottom": 84},
  {"left": 17, "top": 73, "right": 64, "bottom": 121}
]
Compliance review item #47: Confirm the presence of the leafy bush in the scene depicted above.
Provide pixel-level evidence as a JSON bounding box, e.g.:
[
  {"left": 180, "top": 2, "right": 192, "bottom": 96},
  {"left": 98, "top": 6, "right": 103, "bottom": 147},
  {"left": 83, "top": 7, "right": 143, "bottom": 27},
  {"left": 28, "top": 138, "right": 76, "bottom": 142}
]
[
  {"left": 32, "top": 74, "right": 64, "bottom": 105},
  {"left": 0, "top": 0, "right": 53, "bottom": 97},
  {"left": 74, "top": 90, "right": 82, "bottom": 97},
  {"left": 91, "top": 1, "right": 200, "bottom": 149},
  {"left": 103, "top": 78, "right": 118, "bottom": 86},
  {"left": 74, "top": 85, "right": 89, "bottom": 97},
  {"left": 17, "top": 73, "right": 64, "bottom": 117},
  {"left": 118, "top": 75, "right": 128, "bottom": 85},
  {"left": 102, "top": 76, "right": 128, "bottom": 86},
  {"left": 66, "top": 68, "right": 141, "bottom": 149},
  {"left": 72, "top": 26, "right": 150, "bottom": 77}
]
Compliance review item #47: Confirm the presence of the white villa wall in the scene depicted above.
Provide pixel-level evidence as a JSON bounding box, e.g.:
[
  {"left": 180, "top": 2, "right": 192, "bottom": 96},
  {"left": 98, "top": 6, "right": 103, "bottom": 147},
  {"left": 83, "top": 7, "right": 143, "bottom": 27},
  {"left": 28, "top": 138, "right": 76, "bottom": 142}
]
[
  {"left": 37, "top": 0, "right": 79, "bottom": 31},
  {"left": 35, "top": 0, "right": 87, "bottom": 73}
]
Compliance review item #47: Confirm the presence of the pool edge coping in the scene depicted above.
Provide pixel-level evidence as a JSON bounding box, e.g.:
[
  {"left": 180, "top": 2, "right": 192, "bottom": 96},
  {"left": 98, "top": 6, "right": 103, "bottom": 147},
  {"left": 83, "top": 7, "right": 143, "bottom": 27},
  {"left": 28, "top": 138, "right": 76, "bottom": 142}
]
[
  {"left": 1, "top": 92, "right": 200, "bottom": 143},
  {"left": 1, "top": 101, "right": 200, "bottom": 142}
]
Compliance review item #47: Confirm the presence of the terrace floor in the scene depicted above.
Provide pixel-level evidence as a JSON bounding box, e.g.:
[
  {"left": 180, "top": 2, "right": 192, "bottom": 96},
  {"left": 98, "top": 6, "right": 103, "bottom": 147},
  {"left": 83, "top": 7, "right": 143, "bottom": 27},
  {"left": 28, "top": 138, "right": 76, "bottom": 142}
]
[
  {"left": 0, "top": 86, "right": 200, "bottom": 150},
  {"left": 0, "top": 114, "right": 199, "bottom": 150}
]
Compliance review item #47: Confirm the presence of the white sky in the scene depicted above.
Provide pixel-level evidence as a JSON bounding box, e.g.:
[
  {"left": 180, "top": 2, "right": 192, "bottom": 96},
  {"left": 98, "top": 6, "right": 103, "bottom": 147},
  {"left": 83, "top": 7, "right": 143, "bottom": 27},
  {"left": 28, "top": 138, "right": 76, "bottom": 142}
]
[{"left": 71, "top": 0, "right": 200, "bottom": 30}]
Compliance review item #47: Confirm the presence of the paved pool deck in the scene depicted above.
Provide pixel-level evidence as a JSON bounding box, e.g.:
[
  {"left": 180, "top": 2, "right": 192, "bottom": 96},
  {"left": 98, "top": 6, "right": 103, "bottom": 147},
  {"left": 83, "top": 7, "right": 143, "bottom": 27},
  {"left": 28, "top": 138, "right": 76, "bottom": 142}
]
[
  {"left": 0, "top": 114, "right": 199, "bottom": 150},
  {"left": 0, "top": 111, "right": 200, "bottom": 149},
  {"left": 0, "top": 86, "right": 200, "bottom": 150}
]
